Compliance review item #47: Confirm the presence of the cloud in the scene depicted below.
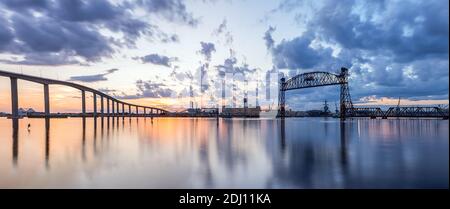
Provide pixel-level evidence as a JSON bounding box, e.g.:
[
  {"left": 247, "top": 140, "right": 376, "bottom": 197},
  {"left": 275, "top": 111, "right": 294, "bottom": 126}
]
[
  {"left": 160, "top": 34, "right": 180, "bottom": 43},
  {"left": 170, "top": 69, "right": 193, "bottom": 81},
  {"left": 137, "top": 53, "right": 178, "bottom": 67},
  {"left": 136, "top": 0, "right": 199, "bottom": 26},
  {"left": 10, "top": 14, "right": 114, "bottom": 62},
  {"left": 98, "top": 87, "right": 117, "bottom": 94},
  {"left": 266, "top": 0, "right": 449, "bottom": 106},
  {"left": 198, "top": 42, "right": 216, "bottom": 61},
  {"left": 212, "top": 19, "right": 233, "bottom": 45},
  {"left": 271, "top": 32, "right": 334, "bottom": 69},
  {"left": 0, "top": 16, "right": 14, "bottom": 50},
  {"left": 0, "top": 0, "right": 196, "bottom": 65},
  {"left": 116, "top": 79, "right": 175, "bottom": 99},
  {"left": 311, "top": 0, "right": 448, "bottom": 62},
  {"left": 69, "top": 68, "right": 118, "bottom": 83},
  {"left": 263, "top": 26, "right": 276, "bottom": 50},
  {"left": 0, "top": 52, "right": 80, "bottom": 66}
]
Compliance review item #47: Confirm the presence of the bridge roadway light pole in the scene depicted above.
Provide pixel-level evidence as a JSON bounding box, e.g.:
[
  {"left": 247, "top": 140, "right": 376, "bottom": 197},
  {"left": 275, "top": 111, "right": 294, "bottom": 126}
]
[
  {"left": 81, "top": 90, "right": 86, "bottom": 117},
  {"left": 10, "top": 77, "right": 19, "bottom": 119},
  {"left": 44, "top": 83, "right": 50, "bottom": 117}
]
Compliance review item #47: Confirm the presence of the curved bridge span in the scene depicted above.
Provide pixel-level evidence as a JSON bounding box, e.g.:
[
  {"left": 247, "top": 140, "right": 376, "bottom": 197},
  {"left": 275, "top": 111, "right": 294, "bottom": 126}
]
[{"left": 0, "top": 69, "right": 169, "bottom": 118}]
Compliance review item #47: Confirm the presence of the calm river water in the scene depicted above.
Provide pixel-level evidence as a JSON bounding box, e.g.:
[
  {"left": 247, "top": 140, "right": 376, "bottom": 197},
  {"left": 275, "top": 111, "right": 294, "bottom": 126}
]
[{"left": 0, "top": 117, "right": 448, "bottom": 188}]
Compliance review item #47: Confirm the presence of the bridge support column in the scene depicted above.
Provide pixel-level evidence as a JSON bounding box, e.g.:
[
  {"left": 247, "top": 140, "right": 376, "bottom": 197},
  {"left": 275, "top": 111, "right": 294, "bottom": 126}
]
[
  {"left": 100, "top": 96, "right": 104, "bottom": 116},
  {"left": 339, "top": 68, "right": 352, "bottom": 121},
  {"left": 10, "top": 77, "right": 19, "bottom": 119},
  {"left": 136, "top": 106, "right": 138, "bottom": 115},
  {"left": 81, "top": 90, "right": 86, "bottom": 117},
  {"left": 93, "top": 93, "right": 97, "bottom": 117},
  {"left": 111, "top": 100, "right": 115, "bottom": 116},
  {"left": 144, "top": 108, "right": 146, "bottom": 116},
  {"left": 128, "top": 105, "right": 131, "bottom": 117},
  {"left": 116, "top": 101, "right": 119, "bottom": 116},
  {"left": 106, "top": 99, "right": 110, "bottom": 116},
  {"left": 44, "top": 83, "right": 50, "bottom": 117},
  {"left": 122, "top": 103, "right": 125, "bottom": 117}
]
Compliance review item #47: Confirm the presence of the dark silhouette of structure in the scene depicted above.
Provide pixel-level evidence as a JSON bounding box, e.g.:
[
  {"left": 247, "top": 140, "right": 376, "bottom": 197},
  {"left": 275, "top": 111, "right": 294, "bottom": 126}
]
[
  {"left": 0, "top": 70, "right": 168, "bottom": 119},
  {"left": 279, "top": 67, "right": 448, "bottom": 120},
  {"left": 279, "top": 67, "right": 353, "bottom": 120}
]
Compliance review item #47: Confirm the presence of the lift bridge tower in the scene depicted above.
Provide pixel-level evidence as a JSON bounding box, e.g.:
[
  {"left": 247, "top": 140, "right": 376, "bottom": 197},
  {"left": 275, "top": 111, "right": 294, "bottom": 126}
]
[{"left": 279, "top": 67, "right": 353, "bottom": 120}]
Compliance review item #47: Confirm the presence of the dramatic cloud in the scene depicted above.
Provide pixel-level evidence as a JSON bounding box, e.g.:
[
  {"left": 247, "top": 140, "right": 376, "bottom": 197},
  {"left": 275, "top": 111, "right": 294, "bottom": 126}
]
[
  {"left": 267, "top": 0, "right": 449, "bottom": 107},
  {"left": 69, "top": 68, "right": 118, "bottom": 83},
  {"left": 137, "top": 53, "right": 178, "bottom": 67},
  {"left": 0, "top": 0, "right": 196, "bottom": 65},
  {"left": 271, "top": 33, "right": 334, "bottom": 69},
  {"left": 198, "top": 42, "right": 216, "bottom": 61},
  {"left": 311, "top": 0, "right": 448, "bottom": 62}
]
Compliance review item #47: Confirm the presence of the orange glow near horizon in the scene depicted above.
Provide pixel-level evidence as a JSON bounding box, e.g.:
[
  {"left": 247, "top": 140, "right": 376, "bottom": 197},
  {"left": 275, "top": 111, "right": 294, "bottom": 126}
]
[{"left": 0, "top": 76, "right": 448, "bottom": 113}]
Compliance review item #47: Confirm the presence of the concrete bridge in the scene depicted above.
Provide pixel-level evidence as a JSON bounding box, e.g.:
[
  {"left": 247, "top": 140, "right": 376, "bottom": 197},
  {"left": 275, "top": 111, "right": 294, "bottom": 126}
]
[{"left": 0, "top": 70, "right": 169, "bottom": 118}]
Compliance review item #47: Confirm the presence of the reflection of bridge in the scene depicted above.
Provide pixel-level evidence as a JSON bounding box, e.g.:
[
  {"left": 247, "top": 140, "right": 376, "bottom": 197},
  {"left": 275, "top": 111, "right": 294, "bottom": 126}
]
[
  {"left": 279, "top": 68, "right": 449, "bottom": 120},
  {"left": 0, "top": 70, "right": 169, "bottom": 118}
]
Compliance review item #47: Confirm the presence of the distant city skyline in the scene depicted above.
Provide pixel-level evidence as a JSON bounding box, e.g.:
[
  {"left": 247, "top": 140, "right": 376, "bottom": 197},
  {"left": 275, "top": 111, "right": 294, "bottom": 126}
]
[{"left": 0, "top": 0, "right": 448, "bottom": 113}]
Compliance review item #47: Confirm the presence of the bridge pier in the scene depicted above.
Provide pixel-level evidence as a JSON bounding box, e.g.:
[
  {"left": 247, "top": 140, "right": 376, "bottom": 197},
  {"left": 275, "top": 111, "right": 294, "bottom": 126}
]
[
  {"left": 10, "top": 77, "right": 19, "bottom": 119},
  {"left": 116, "top": 101, "right": 119, "bottom": 117},
  {"left": 144, "top": 108, "right": 146, "bottom": 116},
  {"left": 100, "top": 96, "right": 104, "bottom": 116},
  {"left": 278, "top": 78, "right": 286, "bottom": 118},
  {"left": 81, "top": 90, "right": 86, "bottom": 117},
  {"left": 44, "top": 83, "right": 50, "bottom": 117},
  {"left": 106, "top": 99, "right": 110, "bottom": 116},
  {"left": 122, "top": 103, "right": 125, "bottom": 117},
  {"left": 136, "top": 106, "right": 138, "bottom": 116},
  {"left": 128, "top": 105, "right": 131, "bottom": 117},
  {"left": 93, "top": 93, "right": 97, "bottom": 117},
  {"left": 111, "top": 100, "right": 115, "bottom": 116}
]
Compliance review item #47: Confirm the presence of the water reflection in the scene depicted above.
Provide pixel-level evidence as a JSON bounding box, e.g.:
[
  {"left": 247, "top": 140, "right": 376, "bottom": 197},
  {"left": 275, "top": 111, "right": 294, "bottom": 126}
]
[
  {"left": 45, "top": 118, "right": 50, "bottom": 169},
  {"left": 1, "top": 117, "right": 448, "bottom": 188},
  {"left": 12, "top": 119, "right": 18, "bottom": 166}
]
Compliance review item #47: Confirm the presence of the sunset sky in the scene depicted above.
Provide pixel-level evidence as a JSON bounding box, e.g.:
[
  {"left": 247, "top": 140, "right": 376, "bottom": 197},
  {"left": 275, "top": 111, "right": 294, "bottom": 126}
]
[{"left": 0, "top": 0, "right": 448, "bottom": 113}]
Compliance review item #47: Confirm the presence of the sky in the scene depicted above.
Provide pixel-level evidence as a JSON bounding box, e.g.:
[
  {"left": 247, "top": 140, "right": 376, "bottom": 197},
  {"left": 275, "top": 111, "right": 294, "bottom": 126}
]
[{"left": 0, "top": 0, "right": 448, "bottom": 113}]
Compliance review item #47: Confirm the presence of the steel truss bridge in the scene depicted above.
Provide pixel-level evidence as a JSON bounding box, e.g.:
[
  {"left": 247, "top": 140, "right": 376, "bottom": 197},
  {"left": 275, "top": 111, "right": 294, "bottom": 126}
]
[
  {"left": 279, "top": 68, "right": 449, "bottom": 120},
  {"left": 0, "top": 69, "right": 169, "bottom": 119}
]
